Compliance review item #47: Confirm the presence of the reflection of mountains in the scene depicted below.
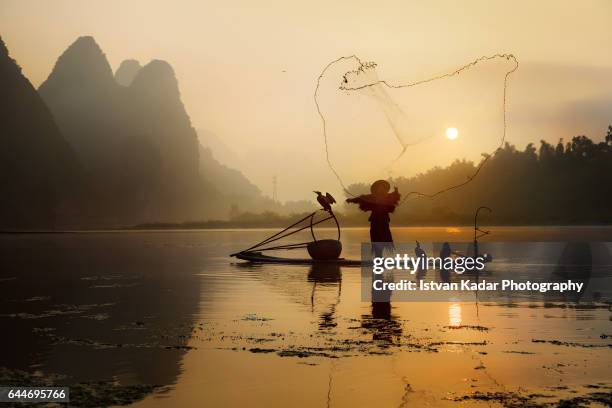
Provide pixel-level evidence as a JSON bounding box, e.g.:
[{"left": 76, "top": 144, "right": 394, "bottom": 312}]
[{"left": 0, "top": 234, "right": 211, "bottom": 386}]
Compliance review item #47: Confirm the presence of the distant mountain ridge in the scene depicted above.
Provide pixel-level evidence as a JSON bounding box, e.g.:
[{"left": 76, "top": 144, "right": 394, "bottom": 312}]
[
  {"left": 1, "top": 35, "right": 314, "bottom": 228},
  {"left": 35, "top": 36, "right": 305, "bottom": 225},
  {"left": 39, "top": 36, "right": 124, "bottom": 173},
  {"left": 38, "top": 36, "right": 208, "bottom": 223},
  {"left": 114, "top": 59, "right": 141, "bottom": 86},
  {"left": 0, "top": 36, "right": 81, "bottom": 228}
]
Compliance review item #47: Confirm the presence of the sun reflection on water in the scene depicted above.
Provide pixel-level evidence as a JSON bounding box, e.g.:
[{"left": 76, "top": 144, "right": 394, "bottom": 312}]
[{"left": 448, "top": 303, "right": 462, "bottom": 327}]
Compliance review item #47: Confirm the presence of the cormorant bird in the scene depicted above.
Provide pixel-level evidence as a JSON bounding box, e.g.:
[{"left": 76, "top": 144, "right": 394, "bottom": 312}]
[{"left": 314, "top": 191, "right": 336, "bottom": 212}]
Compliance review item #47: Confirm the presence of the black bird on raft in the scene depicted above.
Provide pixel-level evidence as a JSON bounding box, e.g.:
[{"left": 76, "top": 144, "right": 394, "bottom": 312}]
[{"left": 314, "top": 191, "right": 336, "bottom": 212}]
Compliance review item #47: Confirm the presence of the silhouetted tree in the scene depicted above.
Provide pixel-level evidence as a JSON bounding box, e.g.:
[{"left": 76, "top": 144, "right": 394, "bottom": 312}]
[{"left": 345, "top": 128, "right": 612, "bottom": 225}]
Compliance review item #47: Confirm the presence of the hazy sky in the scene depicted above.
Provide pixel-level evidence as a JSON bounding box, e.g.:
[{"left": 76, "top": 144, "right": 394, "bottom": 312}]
[{"left": 2, "top": 0, "right": 611, "bottom": 201}]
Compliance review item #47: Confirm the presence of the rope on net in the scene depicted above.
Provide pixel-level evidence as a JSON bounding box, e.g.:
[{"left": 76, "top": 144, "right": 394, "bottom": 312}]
[{"left": 314, "top": 53, "right": 519, "bottom": 205}]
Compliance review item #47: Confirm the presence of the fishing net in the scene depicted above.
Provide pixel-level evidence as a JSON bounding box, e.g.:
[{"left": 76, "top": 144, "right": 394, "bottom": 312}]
[{"left": 315, "top": 54, "right": 518, "bottom": 202}]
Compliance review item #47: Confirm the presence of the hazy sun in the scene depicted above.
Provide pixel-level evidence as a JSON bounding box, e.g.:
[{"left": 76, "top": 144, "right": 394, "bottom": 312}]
[{"left": 445, "top": 127, "right": 458, "bottom": 140}]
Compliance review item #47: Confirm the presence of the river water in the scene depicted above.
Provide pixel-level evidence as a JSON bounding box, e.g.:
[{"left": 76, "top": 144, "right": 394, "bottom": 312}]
[{"left": 0, "top": 227, "right": 611, "bottom": 407}]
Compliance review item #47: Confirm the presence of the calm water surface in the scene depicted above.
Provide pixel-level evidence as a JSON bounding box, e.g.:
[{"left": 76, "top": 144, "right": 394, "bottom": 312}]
[{"left": 1, "top": 227, "right": 611, "bottom": 407}]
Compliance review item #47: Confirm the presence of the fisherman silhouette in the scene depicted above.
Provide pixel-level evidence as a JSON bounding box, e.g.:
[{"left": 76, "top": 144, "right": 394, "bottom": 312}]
[{"left": 346, "top": 180, "right": 400, "bottom": 257}]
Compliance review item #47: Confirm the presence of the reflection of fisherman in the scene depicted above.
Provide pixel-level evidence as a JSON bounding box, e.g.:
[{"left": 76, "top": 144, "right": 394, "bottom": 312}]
[
  {"left": 439, "top": 242, "right": 453, "bottom": 282},
  {"left": 346, "top": 180, "right": 400, "bottom": 257}
]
